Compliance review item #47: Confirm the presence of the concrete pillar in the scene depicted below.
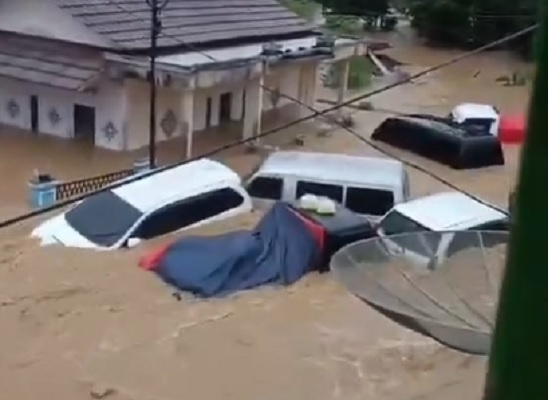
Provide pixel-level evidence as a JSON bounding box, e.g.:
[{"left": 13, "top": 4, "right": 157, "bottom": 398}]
[
  {"left": 230, "top": 88, "right": 244, "bottom": 121},
  {"left": 304, "top": 63, "right": 319, "bottom": 112},
  {"left": 337, "top": 60, "right": 350, "bottom": 118},
  {"left": 296, "top": 63, "right": 319, "bottom": 118},
  {"left": 180, "top": 90, "right": 194, "bottom": 159},
  {"left": 210, "top": 93, "right": 220, "bottom": 127},
  {"left": 243, "top": 76, "right": 264, "bottom": 141}
]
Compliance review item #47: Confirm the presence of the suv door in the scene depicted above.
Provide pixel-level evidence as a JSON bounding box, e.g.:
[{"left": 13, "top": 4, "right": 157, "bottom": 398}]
[{"left": 131, "top": 187, "right": 245, "bottom": 241}]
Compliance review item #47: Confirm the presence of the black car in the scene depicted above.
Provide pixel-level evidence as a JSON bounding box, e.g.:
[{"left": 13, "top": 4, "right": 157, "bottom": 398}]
[{"left": 372, "top": 116, "right": 505, "bottom": 169}]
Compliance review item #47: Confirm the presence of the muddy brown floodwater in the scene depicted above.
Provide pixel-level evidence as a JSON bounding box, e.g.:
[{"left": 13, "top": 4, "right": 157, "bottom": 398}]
[{"left": 0, "top": 26, "right": 531, "bottom": 400}]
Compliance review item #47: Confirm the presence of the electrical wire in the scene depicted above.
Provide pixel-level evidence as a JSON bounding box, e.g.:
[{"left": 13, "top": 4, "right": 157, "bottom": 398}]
[{"left": 0, "top": 22, "right": 536, "bottom": 229}]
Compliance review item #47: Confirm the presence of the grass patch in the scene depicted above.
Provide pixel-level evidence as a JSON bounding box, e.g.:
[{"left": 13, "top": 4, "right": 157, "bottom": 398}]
[
  {"left": 279, "top": 0, "right": 319, "bottom": 20},
  {"left": 326, "top": 56, "right": 374, "bottom": 90}
]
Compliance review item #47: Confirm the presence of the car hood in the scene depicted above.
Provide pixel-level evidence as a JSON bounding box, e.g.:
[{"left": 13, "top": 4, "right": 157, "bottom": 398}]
[{"left": 31, "top": 215, "right": 100, "bottom": 249}]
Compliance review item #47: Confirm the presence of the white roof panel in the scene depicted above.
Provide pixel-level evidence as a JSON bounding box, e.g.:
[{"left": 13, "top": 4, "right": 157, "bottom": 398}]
[
  {"left": 113, "top": 159, "right": 241, "bottom": 213},
  {"left": 256, "top": 151, "right": 405, "bottom": 188},
  {"left": 395, "top": 191, "right": 506, "bottom": 231},
  {"left": 452, "top": 103, "right": 498, "bottom": 120}
]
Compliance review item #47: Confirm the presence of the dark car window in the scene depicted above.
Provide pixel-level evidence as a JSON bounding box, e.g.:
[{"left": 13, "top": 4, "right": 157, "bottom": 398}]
[
  {"left": 247, "top": 176, "right": 283, "bottom": 200},
  {"left": 345, "top": 187, "right": 394, "bottom": 216},
  {"left": 296, "top": 180, "right": 343, "bottom": 202},
  {"left": 379, "top": 210, "right": 441, "bottom": 256},
  {"left": 133, "top": 187, "right": 244, "bottom": 240},
  {"left": 65, "top": 191, "right": 143, "bottom": 247}
]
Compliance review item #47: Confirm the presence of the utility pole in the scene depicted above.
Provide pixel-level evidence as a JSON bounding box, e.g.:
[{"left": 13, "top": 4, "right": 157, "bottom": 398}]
[{"left": 145, "top": 0, "right": 170, "bottom": 169}]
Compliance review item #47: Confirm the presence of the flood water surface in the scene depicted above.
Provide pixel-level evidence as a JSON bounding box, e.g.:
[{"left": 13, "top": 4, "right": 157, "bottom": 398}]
[{"left": 0, "top": 30, "right": 531, "bottom": 399}]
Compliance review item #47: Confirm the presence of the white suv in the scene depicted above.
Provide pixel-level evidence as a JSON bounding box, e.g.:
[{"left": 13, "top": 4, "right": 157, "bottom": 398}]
[{"left": 31, "top": 159, "right": 252, "bottom": 250}]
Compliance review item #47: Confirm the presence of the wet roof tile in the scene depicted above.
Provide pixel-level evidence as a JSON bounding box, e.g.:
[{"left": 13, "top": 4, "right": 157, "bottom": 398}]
[
  {"left": 0, "top": 36, "right": 102, "bottom": 90},
  {"left": 55, "top": 0, "right": 315, "bottom": 49}
]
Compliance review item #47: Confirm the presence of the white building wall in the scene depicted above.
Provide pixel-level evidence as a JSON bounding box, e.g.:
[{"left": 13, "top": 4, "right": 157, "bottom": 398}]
[
  {"left": 94, "top": 81, "right": 128, "bottom": 151},
  {"left": 263, "top": 65, "right": 301, "bottom": 112},
  {"left": 0, "top": 0, "right": 109, "bottom": 46},
  {"left": 0, "top": 77, "right": 127, "bottom": 151}
]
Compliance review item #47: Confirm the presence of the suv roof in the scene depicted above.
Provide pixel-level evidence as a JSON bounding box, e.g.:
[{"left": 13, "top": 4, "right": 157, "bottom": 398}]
[
  {"left": 256, "top": 151, "right": 405, "bottom": 188},
  {"left": 113, "top": 159, "right": 242, "bottom": 213},
  {"left": 452, "top": 103, "right": 498, "bottom": 120},
  {"left": 395, "top": 191, "right": 506, "bottom": 231}
]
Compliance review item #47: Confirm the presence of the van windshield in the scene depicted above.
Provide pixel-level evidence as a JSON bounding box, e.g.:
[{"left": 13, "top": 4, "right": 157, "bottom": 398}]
[
  {"left": 379, "top": 210, "right": 441, "bottom": 257},
  {"left": 65, "top": 191, "right": 143, "bottom": 247}
]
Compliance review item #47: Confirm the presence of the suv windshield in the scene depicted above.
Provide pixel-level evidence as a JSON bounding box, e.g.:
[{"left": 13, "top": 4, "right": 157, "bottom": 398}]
[
  {"left": 65, "top": 191, "right": 142, "bottom": 247},
  {"left": 378, "top": 210, "right": 441, "bottom": 257}
]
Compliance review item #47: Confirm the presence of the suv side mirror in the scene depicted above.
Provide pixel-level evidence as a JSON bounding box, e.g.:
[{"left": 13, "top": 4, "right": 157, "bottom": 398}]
[{"left": 126, "top": 237, "right": 142, "bottom": 248}]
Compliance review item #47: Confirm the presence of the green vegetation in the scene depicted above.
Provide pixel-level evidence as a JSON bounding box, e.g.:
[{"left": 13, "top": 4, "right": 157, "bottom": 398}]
[
  {"left": 407, "top": 0, "right": 537, "bottom": 58},
  {"left": 279, "top": 0, "right": 319, "bottom": 20},
  {"left": 326, "top": 56, "right": 374, "bottom": 90}
]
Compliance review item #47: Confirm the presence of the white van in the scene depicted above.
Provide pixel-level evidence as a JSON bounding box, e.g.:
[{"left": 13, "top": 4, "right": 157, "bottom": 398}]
[
  {"left": 245, "top": 151, "right": 409, "bottom": 221},
  {"left": 377, "top": 191, "right": 509, "bottom": 267},
  {"left": 449, "top": 103, "right": 500, "bottom": 136}
]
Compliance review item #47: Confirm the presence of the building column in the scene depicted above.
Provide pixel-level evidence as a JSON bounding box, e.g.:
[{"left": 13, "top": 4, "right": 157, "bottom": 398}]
[
  {"left": 304, "top": 63, "right": 318, "bottom": 113},
  {"left": 180, "top": 90, "right": 194, "bottom": 159},
  {"left": 243, "top": 76, "right": 264, "bottom": 141},
  {"left": 296, "top": 62, "right": 319, "bottom": 118},
  {"left": 337, "top": 59, "right": 350, "bottom": 118},
  {"left": 230, "top": 88, "right": 244, "bottom": 121}
]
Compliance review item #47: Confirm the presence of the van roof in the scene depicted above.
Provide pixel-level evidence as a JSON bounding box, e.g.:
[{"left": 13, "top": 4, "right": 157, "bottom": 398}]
[
  {"left": 256, "top": 151, "right": 405, "bottom": 188},
  {"left": 452, "top": 103, "right": 498, "bottom": 120},
  {"left": 112, "top": 159, "right": 241, "bottom": 213},
  {"left": 395, "top": 191, "right": 507, "bottom": 231}
]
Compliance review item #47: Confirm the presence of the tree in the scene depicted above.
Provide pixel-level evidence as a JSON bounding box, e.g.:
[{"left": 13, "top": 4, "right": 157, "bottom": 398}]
[{"left": 407, "top": 0, "right": 537, "bottom": 57}]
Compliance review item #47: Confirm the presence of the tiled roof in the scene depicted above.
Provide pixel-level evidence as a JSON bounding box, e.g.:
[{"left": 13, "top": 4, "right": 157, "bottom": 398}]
[
  {"left": 55, "top": 0, "right": 315, "bottom": 49},
  {"left": 0, "top": 35, "right": 102, "bottom": 90}
]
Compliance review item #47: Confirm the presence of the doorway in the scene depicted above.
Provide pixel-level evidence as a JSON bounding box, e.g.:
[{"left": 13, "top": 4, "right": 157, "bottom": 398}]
[
  {"left": 205, "top": 97, "right": 212, "bottom": 128},
  {"left": 219, "top": 92, "right": 232, "bottom": 122},
  {"left": 73, "top": 104, "right": 95, "bottom": 143},
  {"left": 30, "top": 95, "right": 39, "bottom": 133}
]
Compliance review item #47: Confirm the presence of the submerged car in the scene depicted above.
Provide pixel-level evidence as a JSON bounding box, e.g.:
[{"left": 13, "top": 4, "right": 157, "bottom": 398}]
[
  {"left": 31, "top": 159, "right": 252, "bottom": 250},
  {"left": 372, "top": 116, "right": 505, "bottom": 169},
  {"left": 376, "top": 191, "right": 509, "bottom": 267}
]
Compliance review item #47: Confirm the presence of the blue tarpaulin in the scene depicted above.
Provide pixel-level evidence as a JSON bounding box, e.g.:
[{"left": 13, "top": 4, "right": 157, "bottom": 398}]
[{"left": 154, "top": 203, "right": 321, "bottom": 297}]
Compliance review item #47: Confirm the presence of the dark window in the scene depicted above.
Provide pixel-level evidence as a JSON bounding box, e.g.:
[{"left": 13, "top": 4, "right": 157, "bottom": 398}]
[
  {"left": 461, "top": 118, "right": 493, "bottom": 137},
  {"left": 379, "top": 210, "right": 441, "bottom": 256},
  {"left": 65, "top": 191, "right": 142, "bottom": 247},
  {"left": 296, "top": 180, "right": 343, "bottom": 202},
  {"left": 474, "top": 219, "right": 510, "bottom": 232},
  {"left": 345, "top": 187, "right": 394, "bottom": 216},
  {"left": 246, "top": 176, "right": 283, "bottom": 200},
  {"left": 133, "top": 188, "right": 244, "bottom": 240}
]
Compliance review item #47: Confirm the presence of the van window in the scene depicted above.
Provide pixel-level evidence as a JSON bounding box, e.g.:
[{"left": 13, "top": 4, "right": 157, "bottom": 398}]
[
  {"left": 296, "top": 180, "right": 343, "bottom": 202},
  {"left": 247, "top": 176, "right": 283, "bottom": 199},
  {"left": 345, "top": 187, "right": 394, "bottom": 216},
  {"left": 133, "top": 188, "right": 244, "bottom": 240}
]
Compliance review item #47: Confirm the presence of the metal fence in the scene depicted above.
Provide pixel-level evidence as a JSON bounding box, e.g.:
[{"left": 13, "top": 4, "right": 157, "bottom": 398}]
[{"left": 56, "top": 168, "right": 133, "bottom": 201}]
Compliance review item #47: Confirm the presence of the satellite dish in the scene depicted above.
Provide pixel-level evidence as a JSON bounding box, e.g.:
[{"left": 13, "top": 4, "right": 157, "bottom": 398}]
[{"left": 330, "top": 230, "right": 508, "bottom": 355}]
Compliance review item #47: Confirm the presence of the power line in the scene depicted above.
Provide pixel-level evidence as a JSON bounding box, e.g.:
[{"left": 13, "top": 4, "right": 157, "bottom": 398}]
[{"left": 0, "top": 23, "right": 536, "bottom": 229}]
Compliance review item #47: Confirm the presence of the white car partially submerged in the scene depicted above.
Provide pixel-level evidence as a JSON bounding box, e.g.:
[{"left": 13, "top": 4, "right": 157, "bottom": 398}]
[
  {"left": 449, "top": 103, "right": 500, "bottom": 136},
  {"left": 31, "top": 159, "right": 252, "bottom": 250},
  {"left": 377, "top": 191, "right": 509, "bottom": 267}
]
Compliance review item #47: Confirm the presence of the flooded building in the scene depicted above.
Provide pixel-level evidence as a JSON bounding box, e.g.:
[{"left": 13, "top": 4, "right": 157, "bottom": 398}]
[{"left": 0, "top": 0, "right": 368, "bottom": 155}]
